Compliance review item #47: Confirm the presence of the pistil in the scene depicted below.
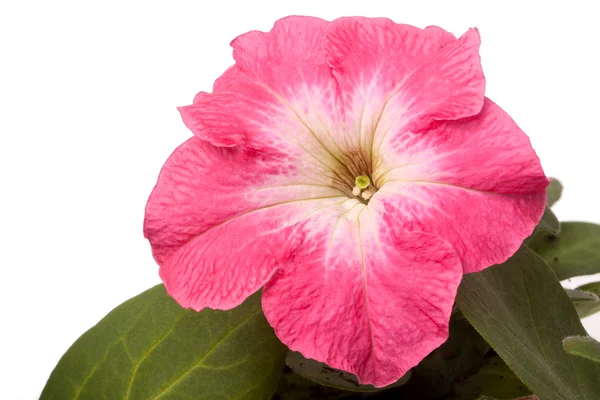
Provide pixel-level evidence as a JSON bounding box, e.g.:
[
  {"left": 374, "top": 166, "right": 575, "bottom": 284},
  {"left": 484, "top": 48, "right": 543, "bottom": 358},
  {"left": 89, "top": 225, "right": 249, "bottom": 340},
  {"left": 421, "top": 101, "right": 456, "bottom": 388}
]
[{"left": 352, "top": 175, "right": 376, "bottom": 203}]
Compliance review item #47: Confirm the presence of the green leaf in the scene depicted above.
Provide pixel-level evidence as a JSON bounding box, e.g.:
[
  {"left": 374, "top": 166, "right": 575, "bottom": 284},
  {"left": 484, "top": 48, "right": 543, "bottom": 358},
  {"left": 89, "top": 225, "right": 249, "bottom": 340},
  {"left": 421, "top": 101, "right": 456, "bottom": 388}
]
[
  {"left": 449, "top": 355, "right": 531, "bottom": 400},
  {"left": 536, "top": 207, "right": 560, "bottom": 235},
  {"left": 527, "top": 222, "right": 600, "bottom": 280},
  {"left": 274, "top": 367, "right": 355, "bottom": 400},
  {"left": 284, "top": 351, "right": 411, "bottom": 393},
  {"left": 566, "top": 288, "right": 600, "bottom": 318},
  {"left": 546, "top": 178, "right": 563, "bottom": 207},
  {"left": 563, "top": 336, "right": 600, "bottom": 364},
  {"left": 41, "top": 285, "right": 287, "bottom": 400},
  {"left": 456, "top": 246, "right": 600, "bottom": 400}
]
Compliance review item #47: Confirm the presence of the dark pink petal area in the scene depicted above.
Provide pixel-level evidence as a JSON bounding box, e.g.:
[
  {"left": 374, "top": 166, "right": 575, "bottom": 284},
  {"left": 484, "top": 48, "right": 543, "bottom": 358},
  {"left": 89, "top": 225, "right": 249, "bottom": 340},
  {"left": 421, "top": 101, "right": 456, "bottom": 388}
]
[
  {"left": 160, "top": 198, "right": 345, "bottom": 310},
  {"left": 144, "top": 137, "right": 346, "bottom": 308},
  {"left": 262, "top": 209, "right": 462, "bottom": 387}
]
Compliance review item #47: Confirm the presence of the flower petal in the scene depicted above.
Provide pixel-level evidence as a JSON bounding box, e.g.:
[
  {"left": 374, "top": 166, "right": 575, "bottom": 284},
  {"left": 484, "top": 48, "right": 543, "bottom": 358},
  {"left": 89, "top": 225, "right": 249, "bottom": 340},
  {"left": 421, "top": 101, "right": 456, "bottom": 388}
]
[
  {"left": 262, "top": 208, "right": 462, "bottom": 387},
  {"left": 180, "top": 17, "right": 362, "bottom": 182},
  {"left": 324, "top": 18, "right": 485, "bottom": 167},
  {"left": 371, "top": 182, "right": 545, "bottom": 274},
  {"left": 144, "top": 137, "right": 346, "bottom": 309},
  {"left": 376, "top": 98, "right": 549, "bottom": 194},
  {"left": 231, "top": 16, "right": 330, "bottom": 97},
  {"left": 325, "top": 18, "right": 457, "bottom": 95},
  {"left": 371, "top": 99, "right": 547, "bottom": 274}
]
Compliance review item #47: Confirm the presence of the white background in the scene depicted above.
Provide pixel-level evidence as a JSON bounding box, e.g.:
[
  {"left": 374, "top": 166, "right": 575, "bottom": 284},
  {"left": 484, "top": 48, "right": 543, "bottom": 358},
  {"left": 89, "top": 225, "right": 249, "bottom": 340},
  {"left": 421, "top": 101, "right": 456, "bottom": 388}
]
[{"left": 1, "top": 1, "right": 599, "bottom": 398}]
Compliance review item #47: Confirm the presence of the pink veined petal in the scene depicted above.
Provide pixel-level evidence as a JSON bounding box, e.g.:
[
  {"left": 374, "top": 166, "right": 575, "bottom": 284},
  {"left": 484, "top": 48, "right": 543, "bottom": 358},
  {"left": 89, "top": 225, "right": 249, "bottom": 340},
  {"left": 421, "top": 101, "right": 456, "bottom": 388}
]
[
  {"left": 325, "top": 18, "right": 457, "bottom": 95},
  {"left": 144, "top": 137, "right": 346, "bottom": 309},
  {"left": 376, "top": 98, "right": 549, "bottom": 194},
  {"left": 369, "top": 100, "right": 547, "bottom": 275},
  {"left": 211, "top": 64, "right": 244, "bottom": 92},
  {"left": 370, "top": 28, "right": 485, "bottom": 168},
  {"left": 161, "top": 196, "right": 346, "bottom": 310},
  {"left": 324, "top": 19, "right": 485, "bottom": 170},
  {"left": 231, "top": 16, "right": 331, "bottom": 99},
  {"left": 262, "top": 207, "right": 462, "bottom": 387},
  {"left": 394, "top": 28, "right": 485, "bottom": 123},
  {"left": 370, "top": 182, "right": 545, "bottom": 274},
  {"left": 180, "top": 16, "right": 357, "bottom": 178}
]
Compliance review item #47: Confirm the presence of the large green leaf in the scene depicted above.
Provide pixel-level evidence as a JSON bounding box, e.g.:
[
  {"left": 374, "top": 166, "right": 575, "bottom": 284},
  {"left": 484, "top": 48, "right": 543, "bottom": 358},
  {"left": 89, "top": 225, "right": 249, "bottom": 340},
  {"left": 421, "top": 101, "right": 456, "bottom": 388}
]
[
  {"left": 527, "top": 222, "right": 600, "bottom": 280},
  {"left": 456, "top": 246, "right": 600, "bottom": 400},
  {"left": 563, "top": 337, "right": 600, "bottom": 364},
  {"left": 546, "top": 178, "right": 563, "bottom": 207},
  {"left": 41, "top": 285, "right": 287, "bottom": 400},
  {"left": 449, "top": 355, "right": 531, "bottom": 400}
]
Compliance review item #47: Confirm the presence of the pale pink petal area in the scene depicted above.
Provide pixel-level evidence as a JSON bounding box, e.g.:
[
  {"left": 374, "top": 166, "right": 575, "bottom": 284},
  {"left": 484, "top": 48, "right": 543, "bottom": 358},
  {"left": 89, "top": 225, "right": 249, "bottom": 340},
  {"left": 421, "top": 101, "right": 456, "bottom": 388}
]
[
  {"left": 144, "top": 137, "right": 346, "bottom": 309},
  {"left": 372, "top": 182, "right": 546, "bottom": 274},
  {"left": 375, "top": 98, "right": 549, "bottom": 194},
  {"left": 262, "top": 207, "right": 462, "bottom": 387}
]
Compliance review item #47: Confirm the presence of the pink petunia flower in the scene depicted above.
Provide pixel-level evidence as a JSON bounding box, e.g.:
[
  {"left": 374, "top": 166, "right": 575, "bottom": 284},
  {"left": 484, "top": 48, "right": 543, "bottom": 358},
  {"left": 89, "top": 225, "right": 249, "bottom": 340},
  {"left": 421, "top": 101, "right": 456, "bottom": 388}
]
[{"left": 144, "top": 16, "right": 548, "bottom": 387}]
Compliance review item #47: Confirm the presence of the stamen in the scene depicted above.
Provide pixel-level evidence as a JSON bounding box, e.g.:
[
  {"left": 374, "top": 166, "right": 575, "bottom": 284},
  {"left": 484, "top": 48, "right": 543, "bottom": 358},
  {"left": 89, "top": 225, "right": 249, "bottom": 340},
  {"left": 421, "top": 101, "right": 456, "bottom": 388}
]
[{"left": 361, "top": 188, "right": 376, "bottom": 200}]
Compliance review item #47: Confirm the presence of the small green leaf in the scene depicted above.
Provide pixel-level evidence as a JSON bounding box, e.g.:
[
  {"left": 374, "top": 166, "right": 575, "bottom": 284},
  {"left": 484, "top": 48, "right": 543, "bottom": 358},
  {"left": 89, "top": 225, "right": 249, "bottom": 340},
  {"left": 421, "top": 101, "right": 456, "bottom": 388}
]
[
  {"left": 566, "top": 288, "right": 599, "bottom": 302},
  {"left": 536, "top": 207, "right": 560, "bottom": 235},
  {"left": 457, "top": 246, "right": 600, "bottom": 400},
  {"left": 284, "top": 351, "right": 410, "bottom": 393},
  {"left": 546, "top": 178, "right": 563, "bottom": 207},
  {"left": 566, "top": 288, "right": 600, "bottom": 318},
  {"left": 527, "top": 222, "right": 600, "bottom": 280},
  {"left": 563, "top": 336, "right": 600, "bottom": 364},
  {"left": 450, "top": 355, "right": 531, "bottom": 400},
  {"left": 41, "top": 285, "right": 287, "bottom": 400},
  {"left": 577, "top": 281, "right": 600, "bottom": 296}
]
